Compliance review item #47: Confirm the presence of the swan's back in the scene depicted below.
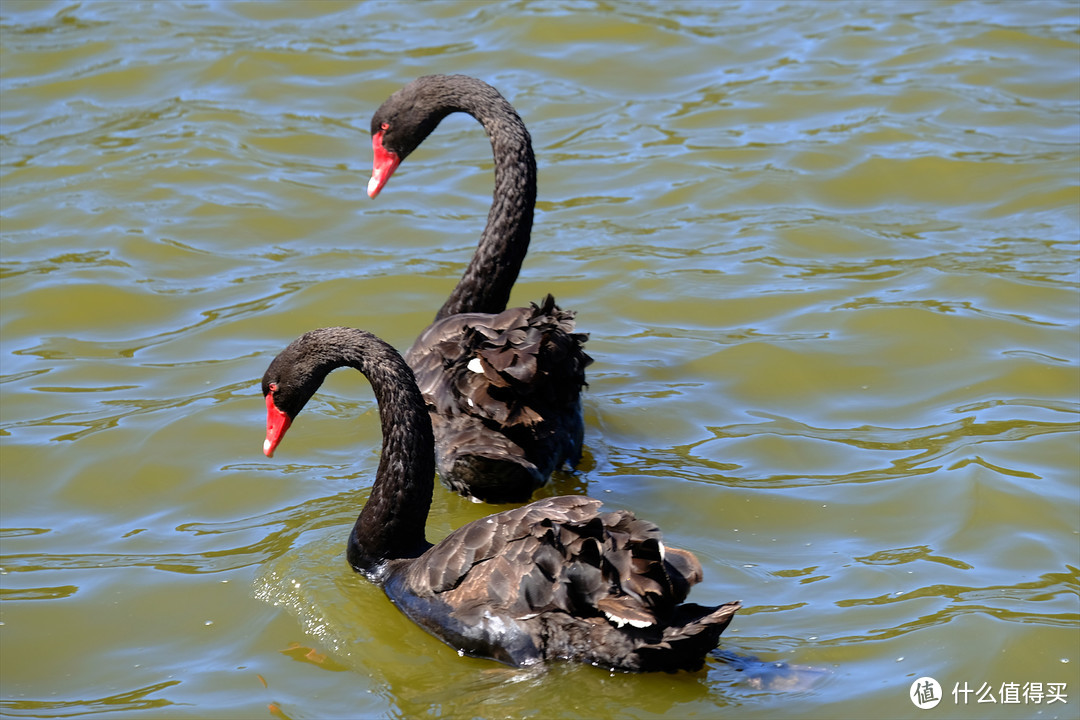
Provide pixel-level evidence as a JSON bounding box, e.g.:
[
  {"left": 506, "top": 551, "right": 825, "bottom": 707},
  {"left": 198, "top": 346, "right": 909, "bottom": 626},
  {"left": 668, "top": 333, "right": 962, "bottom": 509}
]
[
  {"left": 384, "top": 495, "right": 741, "bottom": 672},
  {"left": 405, "top": 295, "right": 591, "bottom": 503}
]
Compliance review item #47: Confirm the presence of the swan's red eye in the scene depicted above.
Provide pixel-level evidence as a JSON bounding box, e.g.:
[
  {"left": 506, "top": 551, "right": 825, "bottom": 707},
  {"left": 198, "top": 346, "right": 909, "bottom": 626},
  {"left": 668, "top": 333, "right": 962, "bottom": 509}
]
[
  {"left": 268, "top": 382, "right": 278, "bottom": 394},
  {"left": 381, "top": 122, "right": 389, "bottom": 131}
]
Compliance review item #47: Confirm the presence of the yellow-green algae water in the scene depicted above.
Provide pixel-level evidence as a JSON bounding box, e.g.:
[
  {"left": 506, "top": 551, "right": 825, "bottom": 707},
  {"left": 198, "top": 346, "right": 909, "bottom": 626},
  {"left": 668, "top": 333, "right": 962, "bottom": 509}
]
[{"left": 1, "top": 1, "right": 1077, "bottom": 718}]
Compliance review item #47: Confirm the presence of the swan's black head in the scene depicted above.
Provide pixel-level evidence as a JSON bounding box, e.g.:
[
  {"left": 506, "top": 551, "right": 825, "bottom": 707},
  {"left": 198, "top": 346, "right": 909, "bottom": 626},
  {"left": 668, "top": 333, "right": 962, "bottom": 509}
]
[
  {"left": 370, "top": 76, "right": 455, "bottom": 158},
  {"left": 261, "top": 331, "right": 329, "bottom": 457},
  {"left": 367, "top": 76, "right": 456, "bottom": 198},
  {"left": 367, "top": 75, "right": 496, "bottom": 198}
]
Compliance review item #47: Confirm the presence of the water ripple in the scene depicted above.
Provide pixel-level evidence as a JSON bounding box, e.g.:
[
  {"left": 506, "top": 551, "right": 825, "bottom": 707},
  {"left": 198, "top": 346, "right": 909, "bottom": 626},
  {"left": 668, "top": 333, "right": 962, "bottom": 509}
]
[{"left": 0, "top": 681, "right": 184, "bottom": 717}]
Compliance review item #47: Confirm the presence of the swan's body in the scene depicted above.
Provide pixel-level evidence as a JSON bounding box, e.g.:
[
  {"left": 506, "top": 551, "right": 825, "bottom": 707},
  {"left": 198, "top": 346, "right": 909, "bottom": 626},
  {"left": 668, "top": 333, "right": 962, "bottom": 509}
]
[
  {"left": 368, "top": 75, "right": 591, "bottom": 503},
  {"left": 261, "top": 327, "right": 740, "bottom": 672}
]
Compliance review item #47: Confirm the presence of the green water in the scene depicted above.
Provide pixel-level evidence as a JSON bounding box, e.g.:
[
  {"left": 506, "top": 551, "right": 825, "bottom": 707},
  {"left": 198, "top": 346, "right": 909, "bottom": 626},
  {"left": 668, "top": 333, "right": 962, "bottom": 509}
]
[{"left": 1, "top": 1, "right": 1078, "bottom": 718}]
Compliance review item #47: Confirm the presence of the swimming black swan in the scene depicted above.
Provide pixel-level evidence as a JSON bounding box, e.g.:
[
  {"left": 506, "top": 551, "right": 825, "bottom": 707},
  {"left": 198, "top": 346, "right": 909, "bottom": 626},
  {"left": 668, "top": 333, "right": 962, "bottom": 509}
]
[
  {"left": 367, "top": 74, "right": 591, "bottom": 503},
  {"left": 261, "top": 327, "right": 741, "bottom": 672}
]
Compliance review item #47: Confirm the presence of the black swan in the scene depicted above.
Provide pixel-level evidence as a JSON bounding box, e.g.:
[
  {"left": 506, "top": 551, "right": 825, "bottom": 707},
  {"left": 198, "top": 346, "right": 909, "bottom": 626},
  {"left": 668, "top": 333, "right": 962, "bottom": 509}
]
[
  {"left": 367, "top": 74, "right": 591, "bottom": 503},
  {"left": 261, "top": 327, "right": 741, "bottom": 672}
]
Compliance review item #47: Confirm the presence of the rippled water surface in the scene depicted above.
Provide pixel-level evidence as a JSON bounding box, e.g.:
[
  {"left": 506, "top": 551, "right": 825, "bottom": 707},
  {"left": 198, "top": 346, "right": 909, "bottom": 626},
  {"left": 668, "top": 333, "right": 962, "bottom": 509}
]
[{"left": 2, "top": 1, "right": 1078, "bottom": 718}]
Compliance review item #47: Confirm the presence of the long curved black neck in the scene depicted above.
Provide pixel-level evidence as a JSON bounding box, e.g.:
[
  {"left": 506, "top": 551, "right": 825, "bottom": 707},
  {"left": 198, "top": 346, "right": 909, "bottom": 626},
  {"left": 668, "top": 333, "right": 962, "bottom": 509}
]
[
  {"left": 432, "top": 78, "right": 536, "bottom": 321},
  {"left": 278, "top": 328, "right": 435, "bottom": 577}
]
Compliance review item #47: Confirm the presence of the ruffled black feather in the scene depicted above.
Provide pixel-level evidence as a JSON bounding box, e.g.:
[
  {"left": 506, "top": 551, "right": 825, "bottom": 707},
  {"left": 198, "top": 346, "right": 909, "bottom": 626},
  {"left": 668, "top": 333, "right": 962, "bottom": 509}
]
[{"left": 406, "top": 295, "right": 591, "bottom": 502}]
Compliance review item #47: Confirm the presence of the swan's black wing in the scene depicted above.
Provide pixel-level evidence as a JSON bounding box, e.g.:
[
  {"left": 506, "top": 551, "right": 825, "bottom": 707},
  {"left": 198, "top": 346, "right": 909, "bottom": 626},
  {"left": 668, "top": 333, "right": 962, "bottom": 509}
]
[
  {"left": 395, "top": 496, "right": 741, "bottom": 671},
  {"left": 404, "top": 295, "right": 591, "bottom": 503}
]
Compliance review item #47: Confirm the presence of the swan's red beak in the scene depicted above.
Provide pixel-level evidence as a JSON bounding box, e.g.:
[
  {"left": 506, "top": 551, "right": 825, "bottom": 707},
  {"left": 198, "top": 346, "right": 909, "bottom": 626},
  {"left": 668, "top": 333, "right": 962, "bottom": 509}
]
[
  {"left": 264, "top": 392, "right": 292, "bottom": 457},
  {"left": 368, "top": 129, "right": 400, "bottom": 198}
]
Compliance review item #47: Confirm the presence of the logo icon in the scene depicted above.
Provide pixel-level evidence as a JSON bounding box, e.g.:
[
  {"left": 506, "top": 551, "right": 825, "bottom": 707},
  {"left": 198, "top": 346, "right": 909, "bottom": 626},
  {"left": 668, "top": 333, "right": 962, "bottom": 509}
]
[{"left": 911, "top": 676, "right": 942, "bottom": 709}]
